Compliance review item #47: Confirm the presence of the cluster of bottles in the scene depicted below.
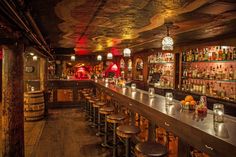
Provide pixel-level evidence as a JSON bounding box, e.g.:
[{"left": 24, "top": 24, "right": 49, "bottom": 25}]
[
  {"left": 183, "top": 63, "right": 236, "bottom": 80},
  {"left": 148, "top": 52, "right": 174, "bottom": 63},
  {"left": 149, "top": 64, "right": 174, "bottom": 76},
  {"left": 182, "top": 80, "right": 235, "bottom": 101},
  {"left": 182, "top": 46, "right": 236, "bottom": 62}
]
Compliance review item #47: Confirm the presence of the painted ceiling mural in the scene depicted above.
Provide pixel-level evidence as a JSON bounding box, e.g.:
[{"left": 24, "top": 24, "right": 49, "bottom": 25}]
[{"left": 31, "top": 0, "right": 236, "bottom": 54}]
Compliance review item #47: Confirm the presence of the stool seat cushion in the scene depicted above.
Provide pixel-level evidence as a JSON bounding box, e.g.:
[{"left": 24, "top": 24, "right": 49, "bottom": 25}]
[
  {"left": 93, "top": 98, "right": 100, "bottom": 101},
  {"left": 117, "top": 125, "right": 140, "bottom": 135},
  {"left": 107, "top": 114, "right": 126, "bottom": 123},
  {"left": 107, "top": 114, "right": 126, "bottom": 121},
  {"left": 96, "top": 102, "right": 106, "bottom": 106},
  {"left": 135, "top": 142, "right": 168, "bottom": 157},
  {"left": 88, "top": 100, "right": 95, "bottom": 103},
  {"left": 99, "top": 106, "right": 114, "bottom": 114}
]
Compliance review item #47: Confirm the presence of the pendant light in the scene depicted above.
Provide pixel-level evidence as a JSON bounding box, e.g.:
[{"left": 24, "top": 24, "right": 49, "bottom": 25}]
[
  {"left": 162, "top": 22, "right": 174, "bottom": 51},
  {"left": 97, "top": 55, "right": 102, "bottom": 61},
  {"left": 123, "top": 48, "right": 131, "bottom": 57},
  {"left": 107, "top": 52, "right": 113, "bottom": 59},
  {"left": 71, "top": 55, "right": 75, "bottom": 61}
]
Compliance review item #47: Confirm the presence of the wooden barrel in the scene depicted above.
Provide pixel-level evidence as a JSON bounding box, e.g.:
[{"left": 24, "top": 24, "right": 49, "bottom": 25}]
[{"left": 24, "top": 90, "right": 45, "bottom": 121}]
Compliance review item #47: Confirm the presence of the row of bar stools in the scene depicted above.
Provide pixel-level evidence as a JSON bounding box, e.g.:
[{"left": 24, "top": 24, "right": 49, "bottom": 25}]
[
  {"left": 116, "top": 124, "right": 141, "bottom": 157},
  {"left": 99, "top": 106, "right": 115, "bottom": 147},
  {"left": 107, "top": 113, "right": 126, "bottom": 157}
]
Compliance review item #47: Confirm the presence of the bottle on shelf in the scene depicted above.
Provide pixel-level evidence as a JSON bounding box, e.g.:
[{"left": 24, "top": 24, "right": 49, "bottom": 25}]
[
  {"left": 222, "top": 48, "right": 227, "bottom": 60},
  {"left": 218, "top": 46, "right": 223, "bottom": 61},
  {"left": 229, "top": 65, "right": 234, "bottom": 80},
  {"left": 234, "top": 48, "right": 236, "bottom": 60}
]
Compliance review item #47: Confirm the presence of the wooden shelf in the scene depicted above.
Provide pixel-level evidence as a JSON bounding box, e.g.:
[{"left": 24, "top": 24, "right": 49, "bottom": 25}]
[{"left": 182, "top": 77, "right": 236, "bottom": 83}]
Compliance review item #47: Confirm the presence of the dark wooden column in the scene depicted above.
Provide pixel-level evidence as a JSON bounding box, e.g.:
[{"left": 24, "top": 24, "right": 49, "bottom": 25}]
[{"left": 2, "top": 43, "right": 24, "bottom": 157}]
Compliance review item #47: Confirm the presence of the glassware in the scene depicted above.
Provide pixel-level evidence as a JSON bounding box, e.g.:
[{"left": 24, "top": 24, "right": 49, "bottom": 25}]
[
  {"left": 213, "top": 103, "right": 224, "bottom": 123},
  {"left": 131, "top": 83, "right": 136, "bottom": 92},
  {"left": 105, "top": 78, "right": 109, "bottom": 83},
  {"left": 165, "top": 92, "right": 173, "bottom": 105},
  {"left": 148, "top": 88, "right": 155, "bottom": 98}
]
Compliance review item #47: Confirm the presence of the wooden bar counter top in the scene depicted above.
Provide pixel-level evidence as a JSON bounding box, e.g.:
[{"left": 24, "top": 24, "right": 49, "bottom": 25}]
[{"left": 92, "top": 80, "right": 236, "bottom": 157}]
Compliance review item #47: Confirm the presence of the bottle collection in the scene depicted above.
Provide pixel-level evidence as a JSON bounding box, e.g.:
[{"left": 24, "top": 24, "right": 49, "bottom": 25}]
[
  {"left": 148, "top": 52, "right": 174, "bottom": 88},
  {"left": 181, "top": 46, "right": 236, "bottom": 102},
  {"left": 182, "top": 46, "right": 236, "bottom": 62}
]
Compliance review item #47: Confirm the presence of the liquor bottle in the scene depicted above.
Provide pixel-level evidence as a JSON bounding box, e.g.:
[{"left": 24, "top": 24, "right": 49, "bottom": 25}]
[
  {"left": 182, "top": 51, "right": 186, "bottom": 62},
  {"left": 191, "top": 49, "right": 195, "bottom": 62},
  {"left": 202, "top": 82, "right": 206, "bottom": 94},
  {"left": 212, "top": 47, "right": 217, "bottom": 60},
  {"left": 204, "top": 48, "right": 208, "bottom": 61},
  {"left": 195, "top": 48, "right": 199, "bottom": 61},
  {"left": 222, "top": 48, "right": 227, "bottom": 60},
  {"left": 218, "top": 46, "right": 223, "bottom": 61},
  {"left": 223, "top": 68, "right": 227, "bottom": 80},
  {"left": 218, "top": 65, "right": 223, "bottom": 80},
  {"left": 229, "top": 65, "right": 233, "bottom": 80},
  {"left": 208, "top": 48, "right": 212, "bottom": 61},
  {"left": 233, "top": 48, "right": 236, "bottom": 60}
]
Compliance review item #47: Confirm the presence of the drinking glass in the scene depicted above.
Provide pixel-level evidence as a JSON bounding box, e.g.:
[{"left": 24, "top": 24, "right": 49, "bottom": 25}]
[
  {"left": 213, "top": 103, "right": 224, "bottom": 123},
  {"left": 148, "top": 88, "right": 155, "bottom": 98},
  {"left": 165, "top": 92, "right": 173, "bottom": 105},
  {"left": 131, "top": 83, "right": 136, "bottom": 92}
]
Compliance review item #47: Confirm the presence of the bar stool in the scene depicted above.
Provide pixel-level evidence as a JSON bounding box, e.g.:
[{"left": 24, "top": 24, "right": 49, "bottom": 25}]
[
  {"left": 91, "top": 100, "right": 104, "bottom": 127},
  {"left": 95, "top": 101, "right": 107, "bottom": 136},
  {"left": 135, "top": 121, "right": 168, "bottom": 157},
  {"left": 88, "top": 98, "right": 95, "bottom": 124},
  {"left": 116, "top": 125, "right": 141, "bottom": 157},
  {"left": 107, "top": 114, "right": 126, "bottom": 157},
  {"left": 99, "top": 106, "right": 115, "bottom": 147},
  {"left": 134, "top": 142, "right": 168, "bottom": 157},
  {"left": 90, "top": 97, "right": 100, "bottom": 127}
]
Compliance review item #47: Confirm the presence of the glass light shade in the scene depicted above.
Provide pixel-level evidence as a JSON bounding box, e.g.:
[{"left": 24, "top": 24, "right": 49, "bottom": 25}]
[
  {"left": 123, "top": 48, "right": 131, "bottom": 57},
  {"left": 107, "top": 53, "right": 113, "bottom": 59},
  {"left": 33, "top": 55, "right": 38, "bottom": 61},
  {"left": 71, "top": 55, "right": 75, "bottom": 61},
  {"left": 97, "top": 55, "right": 102, "bottom": 61},
  {"left": 162, "top": 36, "right": 174, "bottom": 50}
]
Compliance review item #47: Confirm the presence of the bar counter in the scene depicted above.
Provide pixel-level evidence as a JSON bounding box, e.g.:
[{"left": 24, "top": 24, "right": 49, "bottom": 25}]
[
  {"left": 47, "top": 79, "right": 236, "bottom": 156},
  {"left": 93, "top": 80, "right": 236, "bottom": 157}
]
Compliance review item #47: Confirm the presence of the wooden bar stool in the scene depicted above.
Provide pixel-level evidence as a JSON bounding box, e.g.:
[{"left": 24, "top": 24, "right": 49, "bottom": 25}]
[
  {"left": 135, "top": 122, "right": 168, "bottom": 157},
  {"left": 107, "top": 113, "right": 126, "bottom": 157},
  {"left": 135, "top": 142, "right": 168, "bottom": 157},
  {"left": 91, "top": 97, "right": 101, "bottom": 127},
  {"left": 116, "top": 125, "right": 141, "bottom": 157},
  {"left": 92, "top": 101, "right": 105, "bottom": 128},
  {"left": 99, "top": 106, "right": 115, "bottom": 147},
  {"left": 95, "top": 101, "right": 107, "bottom": 136}
]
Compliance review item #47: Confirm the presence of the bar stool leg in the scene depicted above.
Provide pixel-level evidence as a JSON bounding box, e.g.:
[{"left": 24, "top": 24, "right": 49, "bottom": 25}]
[
  {"left": 125, "top": 138, "right": 131, "bottom": 157},
  {"left": 96, "top": 112, "right": 101, "bottom": 136},
  {"left": 92, "top": 106, "right": 96, "bottom": 127},
  {"left": 89, "top": 103, "right": 92, "bottom": 122},
  {"left": 112, "top": 123, "right": 117, "bottom": 157},
  {"left": 101, "top": 115, "right": 108, "bottom": 147}
]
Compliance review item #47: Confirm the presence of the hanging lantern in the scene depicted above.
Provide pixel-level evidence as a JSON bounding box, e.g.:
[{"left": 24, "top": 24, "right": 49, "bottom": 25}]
[
  {"left": 107, "top": 52, "right": 113, "bottom": 59},
  {"left": 71, "top": 55, "right": 75, "bottom": 61},
  {"left": 97, "top": 55, "right": 102, "bottom": 61},
  {"left": 123, "top": 48, "right": 131, "bottom": 57},
  {"left": 162, "top": 36, "right": 174, "bottom": 50},
  {"left": 33, "top": 55, "right": 38, "bottom": 61},
  {"left": 162, "top": 22, "right": 174, "bottom": 51}
]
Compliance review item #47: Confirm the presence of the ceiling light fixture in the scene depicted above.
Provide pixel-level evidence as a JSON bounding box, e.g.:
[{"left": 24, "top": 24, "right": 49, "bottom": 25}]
[
  {"left": 107, "top": 52, "right": 113, "bottom": 59},
  {"left": 33, "top": 55, "right": 38, "bottom": 61},
  {"left": 71, "top": 55, "right": 76, "bottom": 61},
  {"left": 123, "top": 47, "right": 131, "bottom": 57},
  {"left": 97, "top": 55, "right": 102, "bottom": 61},
  {"left": 162, "top": 22, "right": 174, "bottom": 51}
]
